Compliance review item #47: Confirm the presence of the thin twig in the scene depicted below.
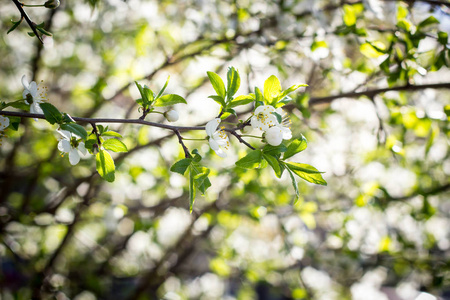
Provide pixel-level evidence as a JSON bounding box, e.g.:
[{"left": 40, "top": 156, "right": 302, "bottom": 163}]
[
  {"left": 11, "top": 0, "right": 44, "bottom": 43},
  {"left": 229, "top": 130, "right": 256, "bottom": 150},
  {"left": 174, "top": 129, "right": 192, "bottom": 158}
]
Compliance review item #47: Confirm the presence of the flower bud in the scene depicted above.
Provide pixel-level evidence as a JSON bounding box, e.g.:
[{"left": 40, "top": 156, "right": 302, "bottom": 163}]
[
  {"left": 44, "top": 0, "right": 60, "bottom": 9},
  {"left": 265, "top": 126, "right": 283, "bottom": 146},
  {"left": 164, "top": 109, "right": 179, "bottom": 122}
]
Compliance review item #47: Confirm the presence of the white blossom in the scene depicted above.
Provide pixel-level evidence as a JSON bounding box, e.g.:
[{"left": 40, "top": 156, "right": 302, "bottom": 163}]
[
  {"left": 251, "top": 105, "right": 278, "bottom": 131},
  {"left": 57, "top": 130, "right": 87, "bottom": 165},
  {"left": 205, "top": 118, "right": 230, "bottom": 158},
  {"left": 265, "top": 124, "right": 292, "bottom": 146},
  {"left": 22, "top": 75, "right": 47, "bottom": 117}
]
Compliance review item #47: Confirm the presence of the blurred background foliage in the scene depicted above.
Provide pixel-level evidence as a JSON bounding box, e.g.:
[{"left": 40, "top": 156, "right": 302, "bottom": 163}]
[{"left": 0, "top": 0, "right": 449, "bottom": 299}]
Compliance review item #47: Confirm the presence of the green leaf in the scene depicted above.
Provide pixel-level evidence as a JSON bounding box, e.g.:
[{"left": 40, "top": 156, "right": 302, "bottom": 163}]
[
  {"left": 287, "top": 168, "right": 300, "bottom": 203},
  {"left": 255, "top": 87, "right": 263, "bottom": 104},
  {"left": 84, "top": 138, "right": 97, "bottom": 154},
  {"left": 263, "top": 153, "right": 284, "bottom": 178},
  {"left": 156, "top": 76, "right": 170, "bottom": 99},
  {"left": 264, "top": 75, "right": 282, "bottom": 105},
  {"left": 360, "top": 41, "right": 386, "bottom": 58},
  {"left": 191, "top": 164, "right": 211, "bottom": 194},
  {"left": 27, "top": 32, "right": 36, "bottom": 37},
  {"left": 102, "top": 138, "right": 128, "bottom": 153},
  {"left": 226, "top": 67, "right": 240, "bottom": 99},
  {"left": 343, "top": 4, "right": 356, "bottom": 26},
  {"left": 271, "top": 111, "right": 282, "bottom": 124},
  {"left": 96, "top": 150, "right": 115, "bottom": 182},
  {"left": 7, "top": 116, "right": 21, "bottom": 131},
  {"left": 285, "top": 162, "right": 327, "bottom": 186},
  {"left": 263, "top": 143, "right": 287, "bottom": 156},
  {"left": 228, "top": 95, "right": 254, "bottom": 108},
  {"left": 4, "top": 100, "right": 29, "bottom": 110},
  {"left": 170, "top": 158, "right": 192, "bottom": 175},
  {"left": 189, "top": 169, "right": 195, "bottom": 213},
  {"left": 142, "top": 86, "right": 154, "bottom": 105},
  {"left": 208, "top": 95, "right": 226, "bottom": 107},
  {"left": 102, "top": 131, "right": 122, "bottom": 138},
  {"left": 207, "top": 71, "right": 226, "bottom": 99},
  {"left": 284, "top": 136, "right": 307, "bottom": 160},
  {"left": 135, "top": 81, "right": 153, "bottom": 107},
  {"left": 7, "top": 20, "right": 22, "bottom": 34},
  {"left": 60, "top": 123, "right": 88, "bottom": 140},
  {"left": 397, "top": 19, "right": 412, "bottom": 32},
  {"left": 235, "top": 150, "right": 264, "bottom": 169},
  {"left": 444, "top": 104, "right": 450, "bottom": 119},
  {"left": 438, "top": 31, "right": 448, "bottom": 45},
  {"left": 62, "top": 113, "right": 75, "bottom": 123},
  {"left": 280, "top": 84, "right": 308, "bottom": 99},
  {"left": 418, "top": 16, "right": 439, "bottom": 29},
  {"left": 192, "top": 149, "right": 202, "bottom": 162},
  {"left": 397, "top": 4, "right": 408, "bottom": 20},
  {"left": 39, "top": 103, "right": 62, "bottom": 125},
  {"left": 311, "top": 40, "right": 328, "bottom": 52},
  {"left": 37, "top": 27, "right": 52, "bottom": 37},
  {"left": 153, "top": 94, "right": 187, "bottom": 107}
]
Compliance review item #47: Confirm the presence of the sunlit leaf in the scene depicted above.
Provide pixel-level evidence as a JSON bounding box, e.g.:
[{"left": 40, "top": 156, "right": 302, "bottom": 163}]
[
  {"left": 207, "top": 71, "right": 226, "bottom": 99},
  {"left": 153, "top": 94, "right": 187, "bottom": 106},
  {"left": 264, "top": 75, "right": 282, "bottom": 105},
  {"left": 102, "top": 138, "right": 128, "bottom": 152},
  {"left": 96, "top": 150, "right": 115, "bottom": 182}
]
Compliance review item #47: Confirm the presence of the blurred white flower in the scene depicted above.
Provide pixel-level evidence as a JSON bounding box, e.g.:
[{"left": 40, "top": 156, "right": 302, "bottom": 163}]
[
  {"left": 0, "top": 115, "right": 10, "bottom": 131},
  {"left": 57, "top": 130, "right": 87, "bottom": 165},
  {"left": 0, "top": 115, "right": 9, "bottom": 145},
  {"left": 164, "top": 109, "right": 179, "bottom": 122},
  {"left": 205, "top": 118, "right": 229, "bottom": 158},
  {"left": 22, "top": 75, "right": 47, "bottom": 117},
  {"left": 415, "top": 292, "right": 437, "bottom": 300}
]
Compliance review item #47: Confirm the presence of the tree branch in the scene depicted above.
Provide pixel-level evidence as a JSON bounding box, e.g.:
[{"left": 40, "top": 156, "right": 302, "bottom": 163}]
[{"left": 307, "top": 82, "right": 450, "bottom": 106}]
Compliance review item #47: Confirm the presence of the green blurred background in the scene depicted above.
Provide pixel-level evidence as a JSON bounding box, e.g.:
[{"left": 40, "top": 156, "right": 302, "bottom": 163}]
[{"left": 0, "top": 0, "right": 449, "bottom": 299}]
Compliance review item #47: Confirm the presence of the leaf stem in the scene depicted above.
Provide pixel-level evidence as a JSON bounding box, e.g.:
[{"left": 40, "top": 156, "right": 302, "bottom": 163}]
[{"left": 182, "top": 137, "right": 207, "bottom": 141}]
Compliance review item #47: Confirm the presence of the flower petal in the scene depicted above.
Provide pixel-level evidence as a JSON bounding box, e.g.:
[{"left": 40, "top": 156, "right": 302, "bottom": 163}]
[
  {"left": 69, "top": 149, "right": 80, "bottom": 165},
  {"left": 280, "top": 126, "right": 292, "bottom": 140},
  {"left": 205, "top": 118, "right": 220, "bottom": 137},
  {"left": 209, "top": 138, "right": 220, "bottom": 151},
  {"left": 78, "top": 142, "right": 87, "bottom": 156},
  {"left": 21, "top": 75, "right": 30, "bottom": 90},
  {"left": 58, "top": 140, "right": 71, "bottom": 152},
  {"left": 57, "top": 130, "right": 71, "bottom": 140},
  {"left": 31, "top": 103, "right": 43, "bottom": 114},
  {"left": 214, "top": 147, "right": 227, "bottom": 158},
  {"left": 265, "top": 126, "right": 283, "bottom": 146},
  {"left": 28, "top": 81, "right": 38, "bottom": 97}
]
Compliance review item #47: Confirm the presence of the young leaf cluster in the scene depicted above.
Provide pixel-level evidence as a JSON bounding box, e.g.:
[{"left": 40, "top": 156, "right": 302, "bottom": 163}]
[
  {"left": 170, "top": 150, "right": 211, "bottom": 213},
  {"left": 235, "top": 136, "right": 326, "bottom": 202},
  {"left": 85, "top": 125, "right": 128, "bottom": 182},
  {"left": 135, "top": 76, "right": 186, "bottom": 119}
]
